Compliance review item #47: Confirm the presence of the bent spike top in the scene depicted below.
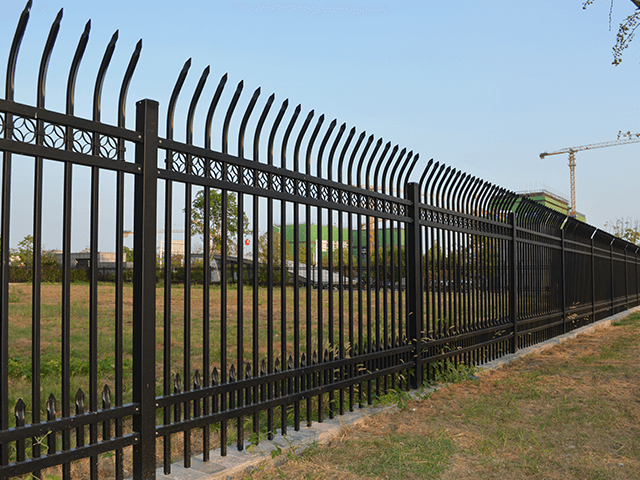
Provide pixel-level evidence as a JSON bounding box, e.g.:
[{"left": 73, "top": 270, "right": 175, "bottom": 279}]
[{"left": 4, "top": 0, "right": 567, "bottom": 226}]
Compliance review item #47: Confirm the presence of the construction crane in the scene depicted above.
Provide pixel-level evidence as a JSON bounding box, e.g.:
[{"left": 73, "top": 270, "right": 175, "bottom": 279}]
[{"left": 540, "top": 133, "right": 640, "bottom": 217}]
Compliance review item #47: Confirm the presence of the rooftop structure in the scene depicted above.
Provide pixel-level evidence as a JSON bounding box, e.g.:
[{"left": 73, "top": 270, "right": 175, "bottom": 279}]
[{"left": 516, "top": 190, "right": 586, "bottom": 223}]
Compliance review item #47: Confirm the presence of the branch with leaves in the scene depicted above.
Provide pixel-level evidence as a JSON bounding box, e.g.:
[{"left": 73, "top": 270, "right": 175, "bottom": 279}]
[
  {"left": 605, "top": 217, "right": 640, "bottom": 244},
  {"left": 583, "top": 0, "right": 640, "bottom": 65}
]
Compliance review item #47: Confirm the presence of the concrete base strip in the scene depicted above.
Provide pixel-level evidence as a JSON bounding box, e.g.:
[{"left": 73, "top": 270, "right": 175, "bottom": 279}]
[
  {"left": 480, "top": 306, "right": 640, "bottom": 373},
  {"left": 155, "top": 405, "right": 398, "bottom": 480},
  {"left": 157, "top": 307, "right": 640, "bottom": 480}
]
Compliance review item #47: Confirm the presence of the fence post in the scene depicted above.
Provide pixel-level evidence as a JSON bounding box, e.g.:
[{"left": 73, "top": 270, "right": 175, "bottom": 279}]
[
  {"left": 591, "top": 234, "right": 596, "bottom": 322},
  {"left": 625, "top": 245, "right": 629, "bottom": 309},
  {"left": 132, "top": 99, "right": 159, "bottom": 479},
  {"left": 405, "top": 182, "right": 423, "bottom": 389},
  {"left": 610, "top": 240, "right": 615, "bottom": 315},
  {"left": 561, "top": 228, "right": 566, "bottom": 334},
  {"left": 509, "top": 212, "right": 518, "bottom": 354}
]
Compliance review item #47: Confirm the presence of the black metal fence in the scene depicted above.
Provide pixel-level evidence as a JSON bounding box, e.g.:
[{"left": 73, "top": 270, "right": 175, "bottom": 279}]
[{"left": 1, "top": 3, "right": 639, "bottom": 479}]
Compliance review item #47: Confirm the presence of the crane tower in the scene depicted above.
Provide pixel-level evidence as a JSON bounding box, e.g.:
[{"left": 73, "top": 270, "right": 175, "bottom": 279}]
[{"left": 540, "top": 133, "right": 640, "bottom": 217}]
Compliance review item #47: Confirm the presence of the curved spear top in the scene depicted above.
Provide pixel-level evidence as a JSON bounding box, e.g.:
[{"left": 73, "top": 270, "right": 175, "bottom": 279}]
[
  {"left": 238, "top": 86, "right": 260, "bottom": 158},
  {"left": 253, "top": 93, "right": 275, "bottom": 163},
  {"left": 382, "top": 148, "right": 407, "bottom": 195},
  {"left": 417, "top": 158, "right": 431, "bottom": 190},
  {"left": 545, "top": 210, "right": 558, "bottom": 228},
  {"left": 461, "top": 176, "right": 477, "bottom": 215},
  {"left": 450, "top": 172, "right": 467, "bottom": 212},
  {"left": 487, "top": 186, "right": 503, "bottom": 216},
  {"left": 267, "top": 99, "right": 288, "bottom": 166},
  {"left": 394, "top": 150, "right": 412, "bottom": 198},
  {"left": 293, "top": 109, "right": 314, "bottom": 173},
  {"left": 37, "top": 9, "right": 63, "bottom": 109},
  {"left": 486, "top": 185, "right": 504, "bottom": 216},
  {"left": 305, "top": 114, "right": 324, "bottom": 176},
  {"left": 470, "top": 180, "right": 485, "bottom": 216},
  {"left": 445, "top": 170, "right": 461, "bottom": 211},
  {"left": 463, "top": 178, "right": 479, "bottom": 215},
  {"left": 480, "top": 183, "right": 494, "bottom": 217},
  {"left": 479, "top": 182, "right": 496, "bottom": 217},
  {"left": 419, "top": 159, "right": 437, "bottom": 203},
  {"left": 503, "top": 188, "right": 518, "bottom": 217},
  {"left": 379, "top": 144, "right": 399, "bottom": 195},
  {"left": 417, "top": 159, "right": 432, "bottom": 203},
  {"left": 386, "top": 147, "right": 406, "bottom": 197},
  {"left": 486, "top": 183, "right": 503, "bottom": 217},
  {"left": 280, "top": 104, "right": 301, "bottom": 169},
  {"left": 93, "top": 30, "right": 118, "bottom": 122},
  {"left": 396, "top": 151, "right": 417, "bottom": 199},
  {"left": 468, "top": 178, "right": 484, "bottom": 215},
  {"left": 431, "top": 163, "right": 451, "bottom": 207},
  {"left": 488, "top": 186, "right": 504, "bottom": 216},
  {"left": 354, "top": 134, "right": 374, "bottom": 189},
  {"left": 337, "top": 127, "right": 356, "bottom": 184},
  {"left": 364, "top": 138, "right": 383, "bottom": 190},
  {"left": 67, "top": 20, "right": 91, "bottom": 116},
  {"left": 523, "top": 200, "right": 537, "bottom": 227},
  {"left": 346, "top": 131, "right": 366, "bottom": 187},
  {"left": 222, "top": 80, "right": 243, "bottom": 154},
  {"left": 456, "top": 174, "right": 473, "bottom": 213},
  {"left": 167, "top": 58, "right": 191, "bottom": 141},
  {"left": 186, "top": 66, "right": 210, "bottom": 145},
  {"left": 438, "top": 168, "right": 456, "bottom": 208},
  {"left": 493, "top": 188, "right": 514, "bottom": 218},
  {"left": 402, "top": 152, "right": 420, "bottom": 189},
  {"left": 118, "top": 39, "right": 142, "bottom": 128},
  {"left": 475, "top": 181, "right": 491, "bottom": 216},
  {"left": 5, "top": 0, "right": 32, "bottom": 101},
  {"left": 204, "top": 73, "right": 227, "bottom": 150},
  {"left": 316, "top": 118, "right": 337, "bottom": 178},
  {"left": 505, "top": 190, "right": 519, "bottom": 213},
  {"left": 327, "top": 123, "right": 346, "bottom": 182},
  {"left": 372, "top": 142, "right": 392, "bottom": 194}
]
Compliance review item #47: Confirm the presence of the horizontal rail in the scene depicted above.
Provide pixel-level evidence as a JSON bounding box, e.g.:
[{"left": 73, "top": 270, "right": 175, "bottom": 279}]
[
  {"left": 155, "top": 361, "right": 412, "bottom": 437},
  {"left": 0, "top": 434, "right": 139, "bottom": 477},
  {"left": 0, "top": 138, "right": 142, "bottom": 174},
  {"left": 0, "top": 404, "right": 139, "bottom": 444},
  {"left": 0, "top": 99, "right": 141, "bottom": 143},
  {"left": 155, "top": 344, "right": 414, "bottom": 409}
]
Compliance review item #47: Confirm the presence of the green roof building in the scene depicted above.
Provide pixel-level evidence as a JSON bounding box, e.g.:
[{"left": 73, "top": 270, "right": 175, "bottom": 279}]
[
  {"left": 516, "top": 190, "right": 586, "bottom": 223},
  {"left": 280, "top": 223, "right": 404, "bottom": 265}
]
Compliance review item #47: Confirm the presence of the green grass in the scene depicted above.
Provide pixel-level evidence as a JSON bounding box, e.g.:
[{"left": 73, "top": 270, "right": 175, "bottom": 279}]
[
  {"left": 326, "top": 431, "right": 454, "bottom": 480},
  {"left": 250, "top": 312, "right": 640, "bottom": 480}
]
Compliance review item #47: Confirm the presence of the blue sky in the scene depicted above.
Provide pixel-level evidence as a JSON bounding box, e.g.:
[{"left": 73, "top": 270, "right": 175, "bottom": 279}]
[{"left": 1, "top": 0, "right": 639, "bottom": 250}]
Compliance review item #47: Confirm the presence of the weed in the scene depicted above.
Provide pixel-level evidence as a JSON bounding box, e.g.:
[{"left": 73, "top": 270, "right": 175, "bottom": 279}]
[
  {"left": 8, "top": 286, "right": 23, "bottom": 303},
  {"left": 614, "top": 312, "right": 640, "bottom": 327},
  {"left": 7, "top": 354, "right": 133, "bottom": 380},
  {"left": 430, "top": 359, "right": 477, "bottom": 385}
]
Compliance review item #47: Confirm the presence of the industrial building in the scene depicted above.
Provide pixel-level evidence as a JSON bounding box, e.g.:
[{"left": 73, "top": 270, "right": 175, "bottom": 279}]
[{"left": 516, "top": 190, "right": 586, "bottom": 223}]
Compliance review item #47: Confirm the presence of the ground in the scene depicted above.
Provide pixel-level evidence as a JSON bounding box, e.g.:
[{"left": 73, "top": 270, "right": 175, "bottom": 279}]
[{"left": 248, "top": 313, "right": 640, "bottom": 479}]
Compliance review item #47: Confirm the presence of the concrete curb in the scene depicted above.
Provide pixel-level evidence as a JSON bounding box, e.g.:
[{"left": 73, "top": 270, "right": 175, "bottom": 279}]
[
  {"left": 156, "top": 404, "right": 399, "bottom": 480},
  {"left": 157, "top": 306, "right": 640, "bottom": 480},
  {"left": 480, "top": 305, "right": 640, "bottom": 373}
]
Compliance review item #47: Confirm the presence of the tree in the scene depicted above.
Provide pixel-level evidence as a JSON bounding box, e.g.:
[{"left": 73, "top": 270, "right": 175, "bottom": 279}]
[
  {"left": 583, "top": 0, "right": 640, "bottom": 65},
  {"left": 11, "top": 235, "right": 57, "bottom": 267},
  {"left": 256, "top": 229, "right": 283, "bottom": 285},
  {"left": 123, "top": 246, "right": 134, "bottom": 262},
  {"left": 605, "top": 217, "right": 640, "bottom": 244},
  {"left": 190, "top": 190, "right": 250, "bottom": 256}
]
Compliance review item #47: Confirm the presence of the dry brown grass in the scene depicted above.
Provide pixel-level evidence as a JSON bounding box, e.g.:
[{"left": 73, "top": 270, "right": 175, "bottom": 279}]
[{"left": 249, "top": 313, "right": 640, "bottom": 479}]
